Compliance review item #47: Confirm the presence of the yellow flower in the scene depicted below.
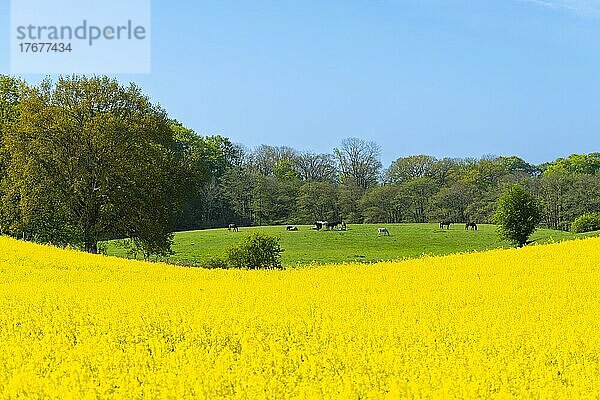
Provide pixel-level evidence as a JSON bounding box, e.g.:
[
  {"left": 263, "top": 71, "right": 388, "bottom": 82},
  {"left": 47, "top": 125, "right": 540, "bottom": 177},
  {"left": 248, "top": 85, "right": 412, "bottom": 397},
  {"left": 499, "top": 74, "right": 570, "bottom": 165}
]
[{"left": 0, "top": 236, "right": 599, "bottom": 398}]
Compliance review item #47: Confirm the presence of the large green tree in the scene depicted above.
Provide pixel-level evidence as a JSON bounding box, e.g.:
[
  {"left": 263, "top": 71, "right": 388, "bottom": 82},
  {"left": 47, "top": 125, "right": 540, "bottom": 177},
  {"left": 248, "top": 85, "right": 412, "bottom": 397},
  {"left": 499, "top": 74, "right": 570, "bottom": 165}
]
[
  {"left": 495, "top": 185, "right": 542, "bottom": 247},
  {"left": 2, "top": 76, "right": 183, "bottom": 255}
]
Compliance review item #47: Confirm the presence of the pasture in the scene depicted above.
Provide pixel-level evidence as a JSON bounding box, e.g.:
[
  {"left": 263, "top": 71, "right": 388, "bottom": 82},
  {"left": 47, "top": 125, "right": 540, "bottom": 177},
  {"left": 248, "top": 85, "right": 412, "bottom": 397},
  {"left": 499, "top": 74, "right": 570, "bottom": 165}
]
[
  {"left": 2, "top": 236, "right": 600, "bottom": 398},
  {"left": 103, "top": 223, "right": 593, "bottom": 266}
]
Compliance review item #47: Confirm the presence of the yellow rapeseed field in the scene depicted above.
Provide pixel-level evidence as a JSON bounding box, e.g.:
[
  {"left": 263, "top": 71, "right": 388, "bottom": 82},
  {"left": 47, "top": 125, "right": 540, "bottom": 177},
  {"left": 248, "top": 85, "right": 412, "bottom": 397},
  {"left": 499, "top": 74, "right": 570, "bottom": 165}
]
[{"left": 1, "top": 236, "right": 599, "bottom": 399}]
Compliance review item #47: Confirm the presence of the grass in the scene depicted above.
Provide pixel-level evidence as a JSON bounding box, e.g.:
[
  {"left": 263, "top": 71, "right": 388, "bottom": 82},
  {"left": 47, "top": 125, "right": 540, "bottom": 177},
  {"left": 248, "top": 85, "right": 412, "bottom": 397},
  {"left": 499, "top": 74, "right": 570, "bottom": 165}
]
[{"left": 103, "top": 223, "right": 598, "bottom": 266}]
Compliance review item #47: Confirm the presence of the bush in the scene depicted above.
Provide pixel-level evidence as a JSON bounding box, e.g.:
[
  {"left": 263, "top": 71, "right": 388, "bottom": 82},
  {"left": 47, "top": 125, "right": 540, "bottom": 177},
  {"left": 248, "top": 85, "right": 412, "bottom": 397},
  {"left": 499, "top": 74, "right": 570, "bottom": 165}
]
[
  {"left": 227, "top": 233, "right": 284, "bottom": 269},
  {"left": 199, "top": 256, "right": 230, "bottom": 269},
  {"left": 571, "top": 213, "right": 600, "bottom": 234},
  {"left": 495, "top": 184, "right": 542, "bottom": 247}
]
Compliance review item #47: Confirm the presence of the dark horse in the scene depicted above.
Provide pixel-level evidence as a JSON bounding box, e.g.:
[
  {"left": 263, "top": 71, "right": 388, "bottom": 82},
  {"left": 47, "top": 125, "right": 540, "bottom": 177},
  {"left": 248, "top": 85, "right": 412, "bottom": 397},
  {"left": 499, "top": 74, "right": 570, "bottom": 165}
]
[
  {"left": 465, "top": 222, "right": 478, "bottom": 230},
  {"left": 313, "top": 220, "right": 342, "bottom": 230},
  {"left": 440, "top": 221, "right": 452, "bottom": 229},
  {"left": 228, "top": 223, "right": 239, "bottom": 232},
  {"left": 326, "top": 221, "right": 342, "bottom": 230}
]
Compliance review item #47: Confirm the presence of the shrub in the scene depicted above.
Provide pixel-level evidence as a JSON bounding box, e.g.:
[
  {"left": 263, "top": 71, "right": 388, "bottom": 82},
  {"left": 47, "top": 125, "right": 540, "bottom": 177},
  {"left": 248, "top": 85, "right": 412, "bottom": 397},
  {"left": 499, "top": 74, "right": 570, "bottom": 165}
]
[
  {"left": 199, "top": 256, "right": 230, "bottom": 269},
  {"left": 227, "top": 233, "right": 284, "bottom": 269},
  {"left": 571, "top": 213, "right": 600, "bottom": 234},
  {"left": 495, "top": 184, "right": 542, "bottom": 247}
]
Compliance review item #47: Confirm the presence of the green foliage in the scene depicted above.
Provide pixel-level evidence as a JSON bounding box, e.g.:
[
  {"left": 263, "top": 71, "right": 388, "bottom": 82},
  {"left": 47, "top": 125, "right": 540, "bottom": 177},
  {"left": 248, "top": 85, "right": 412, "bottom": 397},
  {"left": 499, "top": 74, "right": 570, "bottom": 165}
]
[
  {"left": 198, "top": 256, "right": 229, "bottom": 269},
  {"left": 571, "top": 213, "right": 600, "bottom": 234},
  {"left": 0, "top": 76, "right": 183, "bottom": 256},
  {"left": 226, "top": 233, "right": 284, "bottom": 269},
  {"left": 531, "top": 172, "right": 600, "bottom": 231},
  {"left": 359, "top": 185, "right": 407, "bottom": 223},
  {"left": 497, "top": 156, "right": 538, "bottom": 176},
  {"left": 385, "top": 155, "right": 439, "bottom": 184},
  {"left": 273, "top": 159, "right": 301, "bottom": 182},
  {"left": 297, "top": 181, "right": 340, "bottom": 223},
  {"left": 337, "top": 185, "right": 364, "bottom": 223},
  {"left": 401, "top": 177, "right": 439, "bottom": 223},
  {"left": 251, "top": 174, "right": 299, "bottom": 225},
  {"left": 432, "top": 182, "right": 474, "bottom": 222},
  {"left": 542, "top": 153, "right": 600, "bottom": 175},
  {"left": 221, "top": 167, "right": 254, "bottom": 225},
  {"left": 495, "top": 185, "right": 542, "bottom": 247},
  {"left": 0, "top": 76, "right": 24, "bottom": 135},
  {"left": 171, "top": 120, "right": 243, "bottom": 230},
  {"left": 0, "top": 76, "right": 26, "bottom": 233},
  {"left": 453, "top": 157, "right": 508, "bottom": 192}
]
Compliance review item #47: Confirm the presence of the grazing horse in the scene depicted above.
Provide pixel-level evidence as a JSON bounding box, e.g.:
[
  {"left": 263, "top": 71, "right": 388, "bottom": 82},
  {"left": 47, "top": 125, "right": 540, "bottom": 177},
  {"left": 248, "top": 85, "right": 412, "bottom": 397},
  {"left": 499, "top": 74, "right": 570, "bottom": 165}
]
[
  {"left": 228, "top": 223, "right": 239, "bottom": 232},
  {"left": 465, "top": 222, "right": 478, "bottom": 231},
  {"left": 326, "top": 221, "right": 341, "bottom": 230},
  {"left": 314, "top": 221, "right": 325, "bottom": 230},
  {"left": 440, "top": 221, "right": 452, "bottom": 229},
  {"left": 378, "top": 227, "right": 390, "bottom": 236},
  {"left": 286, "top": 225, "right": 298, "bottom": 231}
]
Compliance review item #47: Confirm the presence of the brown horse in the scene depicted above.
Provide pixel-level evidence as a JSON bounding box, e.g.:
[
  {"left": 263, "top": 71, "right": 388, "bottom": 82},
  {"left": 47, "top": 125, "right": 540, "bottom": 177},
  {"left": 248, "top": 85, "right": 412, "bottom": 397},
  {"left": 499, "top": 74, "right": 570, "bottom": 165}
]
[
  {"left": 325, "top": 221, "right": 342, "bottom": 230},
  {"left": 440, "top": 221, "right": 451, "bottom": 229},
  {"left": 465, "top": 222, "right": 478, "bottom": 231}
]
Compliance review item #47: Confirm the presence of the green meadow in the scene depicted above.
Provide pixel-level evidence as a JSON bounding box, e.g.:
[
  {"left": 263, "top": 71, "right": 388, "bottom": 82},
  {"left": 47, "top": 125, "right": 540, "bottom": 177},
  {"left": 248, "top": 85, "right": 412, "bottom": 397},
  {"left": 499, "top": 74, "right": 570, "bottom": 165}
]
[{"left": 103, "top": 223, "right": 596, "bottom": 266}]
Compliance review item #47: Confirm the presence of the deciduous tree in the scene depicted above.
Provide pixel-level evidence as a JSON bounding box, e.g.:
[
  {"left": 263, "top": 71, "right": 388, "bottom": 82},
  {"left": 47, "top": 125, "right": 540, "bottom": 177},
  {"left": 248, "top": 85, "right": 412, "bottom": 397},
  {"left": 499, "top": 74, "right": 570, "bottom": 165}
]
[
  {"left": 495, "top": 184, "right": 542, "bottom": 247},
  {"left": 3, "top": 76, "right": 183, "bottom": 254}
]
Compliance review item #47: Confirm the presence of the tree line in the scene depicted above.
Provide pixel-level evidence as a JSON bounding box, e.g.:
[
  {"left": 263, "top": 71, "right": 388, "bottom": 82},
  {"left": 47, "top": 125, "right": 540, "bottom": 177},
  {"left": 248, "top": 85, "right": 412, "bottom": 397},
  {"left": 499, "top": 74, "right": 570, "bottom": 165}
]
[
  {"left": 1, "top": 75, "right": 599, "bottom": 256},
  {"left": 213, "top": 143, "right": 599, "bottom": 231}
]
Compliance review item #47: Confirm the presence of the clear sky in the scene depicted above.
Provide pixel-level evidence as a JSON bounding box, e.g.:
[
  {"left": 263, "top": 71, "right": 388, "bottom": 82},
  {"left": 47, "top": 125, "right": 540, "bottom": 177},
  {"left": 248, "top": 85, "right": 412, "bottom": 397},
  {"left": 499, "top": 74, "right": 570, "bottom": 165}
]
[{"left": 1, "top": 0, "right": 600, "bottom": 166}]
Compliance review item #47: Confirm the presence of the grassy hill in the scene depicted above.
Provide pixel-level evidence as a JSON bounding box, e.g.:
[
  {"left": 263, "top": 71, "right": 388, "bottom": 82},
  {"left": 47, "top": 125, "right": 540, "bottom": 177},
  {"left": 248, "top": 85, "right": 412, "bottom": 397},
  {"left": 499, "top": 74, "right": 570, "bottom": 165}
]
[{"left": 103, "top": 223, "right": 597, "bottom": 266}]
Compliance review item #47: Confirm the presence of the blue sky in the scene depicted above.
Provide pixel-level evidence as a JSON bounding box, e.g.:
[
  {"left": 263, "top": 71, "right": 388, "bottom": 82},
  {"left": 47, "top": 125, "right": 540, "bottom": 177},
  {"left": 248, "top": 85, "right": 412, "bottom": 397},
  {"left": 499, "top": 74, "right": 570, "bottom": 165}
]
[{"left": 2, "top": 0, "right": 600, "bottom": 166}]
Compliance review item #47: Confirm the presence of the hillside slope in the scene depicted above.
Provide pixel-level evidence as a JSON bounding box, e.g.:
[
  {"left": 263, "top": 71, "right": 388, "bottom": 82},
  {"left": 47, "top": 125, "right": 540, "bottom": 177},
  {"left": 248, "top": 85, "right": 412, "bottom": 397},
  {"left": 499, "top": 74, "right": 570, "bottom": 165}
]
[
  {"left": 1, "top": 237, "right": 600, "bottom": 398},
  {"left": 104, "top": 223, "right": 590, "bottom": 265}
]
